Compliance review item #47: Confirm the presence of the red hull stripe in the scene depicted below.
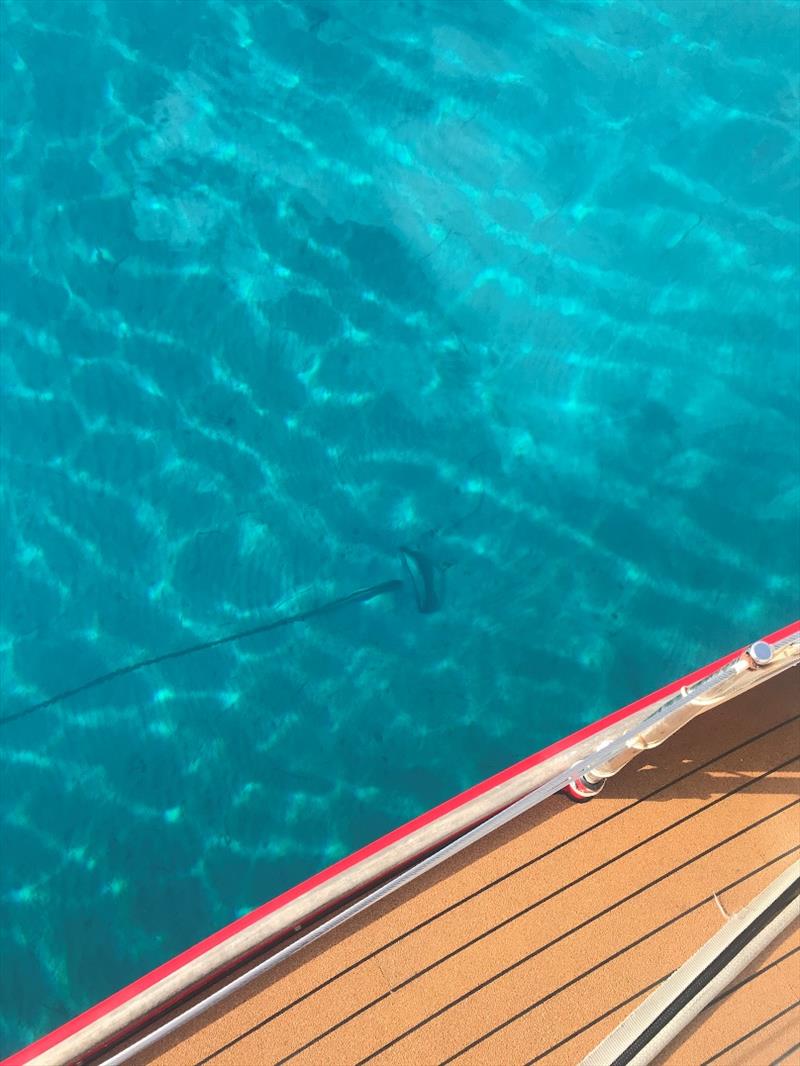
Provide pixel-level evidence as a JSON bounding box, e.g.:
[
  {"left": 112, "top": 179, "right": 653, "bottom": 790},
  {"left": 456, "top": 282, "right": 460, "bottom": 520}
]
[{"left": 5, "top": 619, "right": 798, "bottom": 1066}]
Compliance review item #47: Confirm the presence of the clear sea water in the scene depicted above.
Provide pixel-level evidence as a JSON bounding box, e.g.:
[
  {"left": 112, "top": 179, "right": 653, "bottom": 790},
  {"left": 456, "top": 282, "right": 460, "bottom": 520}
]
[{"left": 1, "top": 0, "right": 798, "bottom": 1052}]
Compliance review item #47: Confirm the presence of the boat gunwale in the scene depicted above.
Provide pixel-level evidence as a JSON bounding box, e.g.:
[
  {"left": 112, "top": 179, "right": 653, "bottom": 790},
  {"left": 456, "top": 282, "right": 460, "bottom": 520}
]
[{"left": 7, "top": 619, "right": 799, "bottom": 1066}]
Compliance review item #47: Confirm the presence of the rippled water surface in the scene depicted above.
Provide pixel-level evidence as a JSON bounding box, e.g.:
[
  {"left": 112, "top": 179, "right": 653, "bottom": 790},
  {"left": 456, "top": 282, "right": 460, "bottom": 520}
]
[{"left": 1, "top": 0, "right": 798, "bottom": 1050}]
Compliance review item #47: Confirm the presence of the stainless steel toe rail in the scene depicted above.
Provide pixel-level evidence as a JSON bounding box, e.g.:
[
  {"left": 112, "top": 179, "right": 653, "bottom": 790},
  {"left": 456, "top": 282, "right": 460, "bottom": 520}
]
[{"left": 576, "top": 633, "right": 799, "bottom": 791}]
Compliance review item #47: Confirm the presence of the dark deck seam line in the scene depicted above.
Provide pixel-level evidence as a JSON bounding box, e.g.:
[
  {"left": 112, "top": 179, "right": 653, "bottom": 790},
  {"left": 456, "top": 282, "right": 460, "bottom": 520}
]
[
  {"left": 770, "top": 1037, "right": 800, "bottom": 1065},
  {"left": 524, "top": 940, "right": 800, "bottom": 1066},
  {"left": 282, "top": 796, "right": 799, "bottom": 1066},
  {"left": 196, "top": 758, "right": 798, "bottom": 1066},
  {"left": 525, "top": 972, "right": 670, "bottom": 1065},
  {"left": 606, "top": 876, "right": 800, "bottom": 1066},
  {"left": 701, "top": 1000, "right": 800, "bottom": 1065},
  {"left": 184, "top": 715, "right": 799, "bottom": 1063},
  {"left": 438, "top": 846, "right": 799, "bottom": 1066},
  {"left": 710, "top": 941, "right": 800, "bottom": 1006},
  {"left": 362, "top": 809, "right": 799, "bottom": 1066}
]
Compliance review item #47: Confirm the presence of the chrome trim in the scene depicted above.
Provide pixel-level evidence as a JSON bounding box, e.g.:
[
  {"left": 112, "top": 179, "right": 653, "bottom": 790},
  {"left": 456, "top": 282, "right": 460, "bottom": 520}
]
[
  {"left": 80, "top": 628, "right": 800, "bottom": 1066},
  {"left": 582, "top": 632, "right": 799, "bottom": 786}
]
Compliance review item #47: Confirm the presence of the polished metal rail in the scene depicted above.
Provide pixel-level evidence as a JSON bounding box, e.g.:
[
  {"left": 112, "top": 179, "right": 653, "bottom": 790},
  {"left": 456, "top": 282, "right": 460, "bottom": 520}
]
[
  {"left": 96, "top": 630, "right": 799, "bottom": 1066},
  {"left": 572, "top": 633, "right": 800, "bottom": 794}
]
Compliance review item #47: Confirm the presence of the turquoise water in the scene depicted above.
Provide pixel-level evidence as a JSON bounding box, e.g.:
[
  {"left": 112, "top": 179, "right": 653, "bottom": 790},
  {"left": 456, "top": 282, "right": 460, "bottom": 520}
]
[{"left": 1, "top": 0, "right": 798, "bottom": 1052}]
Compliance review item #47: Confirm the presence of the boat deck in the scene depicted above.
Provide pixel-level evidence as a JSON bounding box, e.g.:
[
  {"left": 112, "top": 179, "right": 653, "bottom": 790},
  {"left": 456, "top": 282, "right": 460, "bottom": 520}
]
[{"left": 122, "top": 665, "right": 799, "bottom": 1066}]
